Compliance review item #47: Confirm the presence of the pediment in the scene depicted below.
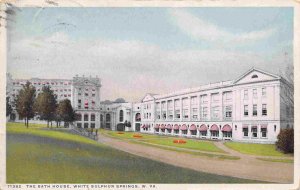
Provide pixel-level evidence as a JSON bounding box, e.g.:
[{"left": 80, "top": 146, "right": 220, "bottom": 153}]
[
  {"left": 142, "top": 94, "right": 155, "bottom": 102},
  {"left": 234, "top": 68, "right": 280, "bottom": 85}
]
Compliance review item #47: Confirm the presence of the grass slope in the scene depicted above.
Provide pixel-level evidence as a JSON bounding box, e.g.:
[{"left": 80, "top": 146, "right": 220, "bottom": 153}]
[
  {"left": 7, "top": 122, "right": 260, "bottom": 183},
  {"left": 224, "top": 142, "right": 286, "bottom": 157},
  {"left": 102, "top": 130, "right": 224, "bottom": 153}
]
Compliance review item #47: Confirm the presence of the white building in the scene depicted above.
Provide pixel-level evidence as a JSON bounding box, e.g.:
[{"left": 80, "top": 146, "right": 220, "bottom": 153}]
[
  {"left": 6, "top": 68, "right": 293, "bottom": 144},
  {"left": 6, "top": 74, "right": 102, "bottom": 128},
  {"left": 138, "top": 68, "right": 293, "bottom": 144}
]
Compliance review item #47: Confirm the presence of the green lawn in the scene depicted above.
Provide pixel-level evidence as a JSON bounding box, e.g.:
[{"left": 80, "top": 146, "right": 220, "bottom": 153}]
[
  {"left": 256, "top": 158, "right": 293, "bottom": 163},
  {"left": 7, "top": 123, "right": 259, "bottom": 183},
  {"left": 102, "top": 130, "right": 224, "bottom": 153},
  {"left": 224, "top": 142, "right": 286, "bottom": 157}
]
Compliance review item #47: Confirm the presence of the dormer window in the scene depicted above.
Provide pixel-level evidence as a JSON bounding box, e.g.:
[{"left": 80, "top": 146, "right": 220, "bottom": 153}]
[{"left": 251, "top": 74, "right": 258, "bottom": 78}]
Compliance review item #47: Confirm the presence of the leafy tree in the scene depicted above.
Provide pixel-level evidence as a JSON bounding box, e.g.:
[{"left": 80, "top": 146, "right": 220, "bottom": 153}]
[
  {"left": 6, "top": 96, "right": 13, "bottom": 117},
  {"left": 34, "top": 86, "right": 57, "bottom": 127},
  {"left": 280, "top": 64, "right": 294, "bottom": 121},
  {"left": 276, "top": 128, "right": 294, "bottom": 154},
  {"left": 15, "top": 81, "right": 36, "bottom": 128},
  {"left": 56, "top": 99, "right": 76, "bottom": 127}
]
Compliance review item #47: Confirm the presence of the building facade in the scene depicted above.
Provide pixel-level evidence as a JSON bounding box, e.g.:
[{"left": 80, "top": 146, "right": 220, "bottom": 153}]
[
  {"left": 6, "top": 68, "right": 293, "bottom": 144},
  {"left": 6, "top": 74, "right": 102, "bottom": 128},
  {"left": 138, "top": 68, "right": 293, "bottom": 144}
]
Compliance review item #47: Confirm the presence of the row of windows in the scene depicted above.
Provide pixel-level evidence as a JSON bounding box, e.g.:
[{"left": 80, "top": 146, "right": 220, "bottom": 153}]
[
  {"left": 78, "top": 88, "right": 96, "bottom": 92},
  {"left": 244, "top": 104, "right": 267, "bottom": 116},
  {"left": 156, "top": 92, "right": 233, "bottom": 109},
  {"left": 13, "top": 81, "right": 72, "bottom": 86},
  {"left": 156, "top": 106, "right": 232, "bottom": 120},
  {"left": 76, "top": 114, "right": 96, "bottom": 121},
  {"left": 244, "top": 88, "right": 266, "bottom": 99},
  {"left": 242, "top": 125, "right": 274, "bottom": 138},
  {"left": 78, "top": 92, "right": 96, "bottom": 97},
  {"left": 77, "top": 122, "right": 96, "bottom": 128}
]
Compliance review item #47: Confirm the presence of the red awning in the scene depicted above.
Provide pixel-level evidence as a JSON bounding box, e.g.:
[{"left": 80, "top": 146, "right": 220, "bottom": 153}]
[
  {"left": 210, "top": 124, "right": 219, "bottom": 131},
  {"left": 261, "top": 124, "right": 267, "bottom": 129},
  {"left": 242, "top": 125, "right": 248, "bottom": 129},
  {"left": 251, "top": 126, "right": 257, "bottom": 128},
  {"left": 199, "top": 124, "right": 208, "bottom": 131},
  {"left": 173, "top": 124, "right": 179, "bottom": 130},
  {"left": 141, "top": 125, "right": 145, "bottom": 128},
  {"left": 189, "top": 124, "right": 197, "bottom": 131},
  {"left": 166, "top": 124, "right": 172, "bottom": 129},
  {"left": 154, "top": 124, "right": 159, "bottom": 129},
  {"left": 160, "top": 124, "right": 165, "bottom": 129},
  {"left": 180, "top": 124, "right": 187, "bottom": 130},
  {"left": 222, "top": 124, "right": 232, "bottom": 132}
]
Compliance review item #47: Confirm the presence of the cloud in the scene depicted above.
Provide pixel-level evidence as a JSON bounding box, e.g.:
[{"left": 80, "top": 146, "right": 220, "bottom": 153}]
[
  {"left": 8, "top": 31, "right": 287, "bottom": 102},
  {"left": 168, "top": 9, "right": 276, "bottom": 44}
]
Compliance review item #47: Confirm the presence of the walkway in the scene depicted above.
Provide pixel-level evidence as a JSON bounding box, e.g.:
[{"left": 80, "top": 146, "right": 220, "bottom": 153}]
[{"left": 97, "top": 133, "right": 293, "bottom": 183}]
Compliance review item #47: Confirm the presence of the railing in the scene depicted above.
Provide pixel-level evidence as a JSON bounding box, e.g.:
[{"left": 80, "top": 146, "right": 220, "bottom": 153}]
[{"left": 71, "top": 127, "right": 98, "bottom": 141}]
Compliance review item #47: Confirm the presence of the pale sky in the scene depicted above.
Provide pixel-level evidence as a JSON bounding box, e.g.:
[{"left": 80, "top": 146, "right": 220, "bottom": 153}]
[{"left": 7, "top": 8, "right": 293, "bottom": 102}]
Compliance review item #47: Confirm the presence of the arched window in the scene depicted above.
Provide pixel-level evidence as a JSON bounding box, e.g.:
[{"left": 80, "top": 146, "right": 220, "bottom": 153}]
[
  {"left": 119, "top": 110, "right": 124, "bottom": 122},
  {"left": 135, "top": 113, "right": 141, "bottom": 122},
  {"left": 106, "top": 114, "right": 111, "bottom": 122},
  {"left": 251, "top": 74, "right": 258, "bottom": 78}
]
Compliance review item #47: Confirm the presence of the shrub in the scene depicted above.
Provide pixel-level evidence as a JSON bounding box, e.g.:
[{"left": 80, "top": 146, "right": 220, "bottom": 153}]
[{"left": 276, "top": 128, "right": 294, "bottom": 154}]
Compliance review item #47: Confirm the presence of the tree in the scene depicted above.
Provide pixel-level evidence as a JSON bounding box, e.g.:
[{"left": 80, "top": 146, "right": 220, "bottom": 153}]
[
  {"left": 56, "top": 99, "right": 76, "bottom": 127},
  {"left": 15, "top": 81, "right": 36, "bottom": 128},
  {"left": 34, "top": 86, "right": 57, "bottom": 127},
  {"left": 280, "top": 64, "right": 294, "bottom": 121},
  {"left": 114, "top": 98, "right": 126, "bottom": 103},
  {"left": 276, "top": 128, "right": 294, "bottom": 154},
  {"left": 6, "top": 96, "right": 13, "bottom": 117}
]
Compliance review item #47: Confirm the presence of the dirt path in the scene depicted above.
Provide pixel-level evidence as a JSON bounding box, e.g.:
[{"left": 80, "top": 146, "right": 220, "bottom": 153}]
[{"left": 98, "top": 133, "right": 293, "bottom": 183}]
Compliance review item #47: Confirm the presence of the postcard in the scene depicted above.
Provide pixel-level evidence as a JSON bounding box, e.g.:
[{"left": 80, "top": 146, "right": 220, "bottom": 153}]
[{"left": 0, "top": 0, "right": 299, "bottom": 190}]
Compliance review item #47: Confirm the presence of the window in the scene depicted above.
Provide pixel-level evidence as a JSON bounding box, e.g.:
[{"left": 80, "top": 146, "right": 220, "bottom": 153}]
[
  {"left": 106, "top": 114, "right": 111, "bottom": 122},
  {"left": 76, "top": 114, "right": 82, "bottom": 121},
  {"left": 84, "top": 123, "right": 89, "bottom": 128},
  {"left": 100, "top": 114, "right": 103, "bottom": 122},
  {"left": 161, "top": 102, "right": 166, "bottom": 109},
  {"left": 253, "top": 105, "right": 257, "bottom": 116},
  {"left": 211, "top": 106, "right": 220, "bottom": 119},
  {"left": 251, "top": 126, "right": 258, "bottom": 138},
  {"left": 244, "top": 90, "right": 248, "bottom": 99},
  {"left": 119, "top": 110, "right": 124, "bottom": 122},
  {"left": 78, "top": 99, "right": 81, "bottom": 104},
  {"left": 243, "top": 126, "right": 248, "bottom": 137},
  {"left": 91, "top": 114, "right": 95, "bottom": 121},
  {"left": 182, "top": 130, "right": 187, "bottom": 135},
  {"left": 168, "top": 110, "right": 173, "bottom": 119},
  {"left": 182, "top": 98, "right": 188, "bottom": 106},
  {"left": 85, "top": 93, "right": 88, "bottom": 97},
  {"left": 251, "top": 74, "right": 258, "bottom": 78},
  {"left": 78, "top": 105, "right": 81, "bottom": 109},
  {"left": 274, "top": 125, "right": 276, "bottom": 132},
  {"left": 92, "top": 94, "right": 95, "bottom": 97},
  {"left": 183, "top": 109, "right": 189, "bottom": 119},
  {"left": 191, "top": 96, "right": 198, "bottom": 105},
  {"left": 253, "top": 89, "right": 257, "bottom": 98},
  {"left": 262, "top": 104, "right": 267, "bottom": 116},
  {"left": 224, "top": 92, "right": 232, "bottom": 101},
  {"left": 84, "top": 114, "right": 89, "bottom": 121},
  {"left": 90, "top": 123, "right": 95, "bottom": 128},
  {"left": 201, "top": 107, "right": 208, "bottom": 119},
  {"left": 200, "top": 95, "right": 207, "bottom": 103},
  {"left": 77, "top": 123, "right": 82, "bottom": 128},
  {"left": 244, "top": 105, "right": 248, "bottom": 116},
  {"left": 225, "top": 106, "right": 232, "bottom": 118},
  {"left": 261, "top": 127, "right": 267, "bottom": 138},
  {"left": 156, "top": 102, "right": 160, "bottom": 110},
  {"left": 167, "top": 100, "right": 172, "bottom": 109},
  {"left": 192, "top": 108, "right": 198, "bottom": 119},
  {"left": 262, "top": 87, "right": 266, "bottom": 96},
  {"left": 174, "top": 99, "right": 180, "bottom": 107},
  {"left": 175, "top": 110, "right": 180, "bottom": 119},
  {"left": 157, "top": 112, "right": 161, "bottom": 119},
  {"left": 162, "top": 111, "right": 166, "bottom": 119}
]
